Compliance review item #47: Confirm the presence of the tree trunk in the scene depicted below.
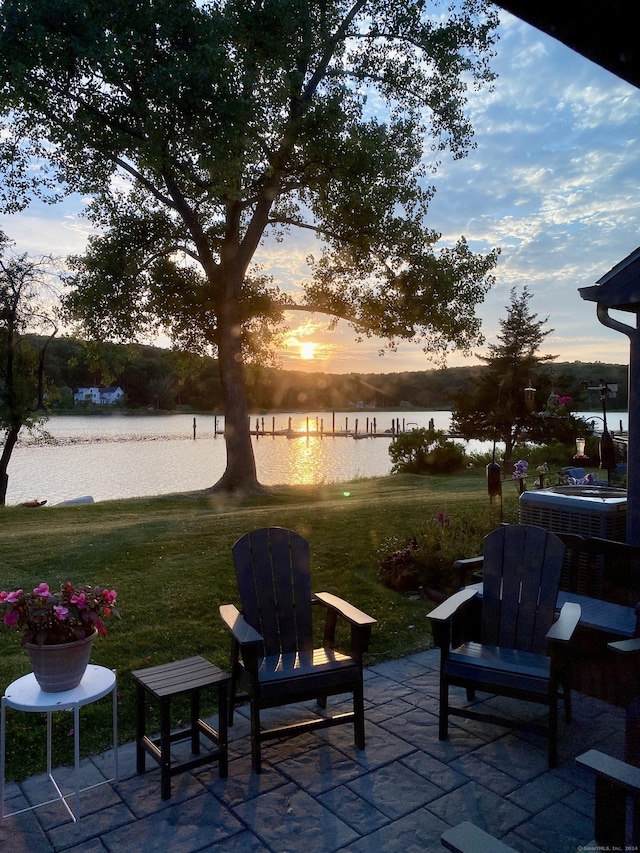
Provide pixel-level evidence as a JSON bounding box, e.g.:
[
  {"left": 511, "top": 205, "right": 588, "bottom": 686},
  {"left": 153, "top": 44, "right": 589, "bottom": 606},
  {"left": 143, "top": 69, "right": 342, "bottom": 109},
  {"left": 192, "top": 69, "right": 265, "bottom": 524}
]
[
  {"left": 209, "top": 301, "right": 262, "bottom": 494},
  {"left": 0, "top": 426, "right": 20, "bottom": 506}
]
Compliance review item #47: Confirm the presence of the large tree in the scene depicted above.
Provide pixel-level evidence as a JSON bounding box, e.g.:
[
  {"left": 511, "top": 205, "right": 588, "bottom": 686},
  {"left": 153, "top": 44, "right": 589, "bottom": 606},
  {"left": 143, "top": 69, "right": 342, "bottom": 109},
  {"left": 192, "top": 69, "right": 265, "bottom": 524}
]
[
  {"left": 450, "top": 286, "right": 584, "bottom": 468},
  {"left": 0, "top": 0, "right": 500, "bottom": 492},
  {"left": 0, "top": 232, "right": 59, "bottom": 505}
]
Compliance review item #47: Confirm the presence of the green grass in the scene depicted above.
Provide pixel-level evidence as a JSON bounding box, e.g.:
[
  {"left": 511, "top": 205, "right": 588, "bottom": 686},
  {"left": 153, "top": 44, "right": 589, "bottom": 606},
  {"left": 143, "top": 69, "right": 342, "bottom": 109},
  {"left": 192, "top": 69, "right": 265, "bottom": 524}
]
[{"left": 0, "top": 471, "right": 521, "bottom": 780}]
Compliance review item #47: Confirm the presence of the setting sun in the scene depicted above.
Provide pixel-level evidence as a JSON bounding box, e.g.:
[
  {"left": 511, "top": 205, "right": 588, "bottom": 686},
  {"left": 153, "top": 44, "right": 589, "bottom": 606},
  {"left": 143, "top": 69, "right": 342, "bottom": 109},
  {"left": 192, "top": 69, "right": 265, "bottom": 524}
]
[{"left": 300, "top": 342, "right": 316, "bottom": 360}]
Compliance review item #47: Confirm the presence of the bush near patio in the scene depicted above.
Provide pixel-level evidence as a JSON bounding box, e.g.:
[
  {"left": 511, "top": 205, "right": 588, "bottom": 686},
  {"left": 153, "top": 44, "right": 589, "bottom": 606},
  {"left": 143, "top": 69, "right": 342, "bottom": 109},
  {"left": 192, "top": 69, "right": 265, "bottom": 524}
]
[{"left": 377, "top": 506, "right": 497, "bottom": 597}]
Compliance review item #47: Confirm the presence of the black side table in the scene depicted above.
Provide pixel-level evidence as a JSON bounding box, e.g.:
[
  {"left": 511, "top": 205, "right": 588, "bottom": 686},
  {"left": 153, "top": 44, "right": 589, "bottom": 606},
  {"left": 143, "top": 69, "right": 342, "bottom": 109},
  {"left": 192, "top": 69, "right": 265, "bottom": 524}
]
[{"left": 131, "top": 656, "right": 230, "bottom": 799}]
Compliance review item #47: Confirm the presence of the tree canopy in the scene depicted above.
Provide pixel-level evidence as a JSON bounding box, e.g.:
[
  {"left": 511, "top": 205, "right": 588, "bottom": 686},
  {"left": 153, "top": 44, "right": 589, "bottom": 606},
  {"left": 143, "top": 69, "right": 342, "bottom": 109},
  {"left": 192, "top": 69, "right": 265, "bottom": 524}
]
[{"left": 0, "top": 0, "right": 500, "bottom": 491}]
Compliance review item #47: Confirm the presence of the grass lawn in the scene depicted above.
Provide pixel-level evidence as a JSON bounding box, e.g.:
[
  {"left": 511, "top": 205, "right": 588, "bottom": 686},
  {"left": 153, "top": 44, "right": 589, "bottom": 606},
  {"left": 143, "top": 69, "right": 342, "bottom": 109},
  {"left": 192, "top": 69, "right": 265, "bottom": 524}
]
[{"left": 0, "top": 471, "right": 521, "bottom": 780}]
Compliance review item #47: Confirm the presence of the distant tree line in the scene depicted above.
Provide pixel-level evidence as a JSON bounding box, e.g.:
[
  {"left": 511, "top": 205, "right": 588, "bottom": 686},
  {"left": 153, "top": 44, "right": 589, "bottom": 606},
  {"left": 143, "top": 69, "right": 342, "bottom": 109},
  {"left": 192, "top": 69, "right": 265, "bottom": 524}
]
[{"left": 31, "top": 335, "right": 628, "bottom": 415}]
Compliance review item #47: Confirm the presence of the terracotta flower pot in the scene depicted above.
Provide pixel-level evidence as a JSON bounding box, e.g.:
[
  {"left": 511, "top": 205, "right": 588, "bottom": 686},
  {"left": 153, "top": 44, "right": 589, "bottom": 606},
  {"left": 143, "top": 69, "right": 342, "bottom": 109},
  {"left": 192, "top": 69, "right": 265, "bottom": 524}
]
[{"left": 24, "top": 628, "right": 98, "bottom": 692}]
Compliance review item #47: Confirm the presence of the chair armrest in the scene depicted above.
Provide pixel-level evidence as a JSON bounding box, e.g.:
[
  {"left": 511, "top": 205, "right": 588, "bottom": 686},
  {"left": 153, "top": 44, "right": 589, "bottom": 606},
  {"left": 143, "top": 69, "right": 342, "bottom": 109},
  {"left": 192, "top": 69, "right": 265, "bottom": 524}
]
[
  {"left": 428, "top": 588, "right": 478, "bottom": 652},
  {"left": 314, "top": 592, "right": 377, "bottom": 627},
  {"left": 609, "top": 637, "right": 640, "bottom": 655},
  {"left": 577, "top": 749, "right": 640, "bottom": 795},
  {"left": 547, "top": 602, "right": 581, "bottom": 642},
  {"left": 315, "top": 592, "right": 376, "bottom": 661},
  {"left": 427, "top": 588, "right": 478, "bottom": 623},
  {"left": 219, "top": 604, "right": 263, "bottom": 645},
  {"left": 453, "top": 556, "right": 484, "bottom": 588}
]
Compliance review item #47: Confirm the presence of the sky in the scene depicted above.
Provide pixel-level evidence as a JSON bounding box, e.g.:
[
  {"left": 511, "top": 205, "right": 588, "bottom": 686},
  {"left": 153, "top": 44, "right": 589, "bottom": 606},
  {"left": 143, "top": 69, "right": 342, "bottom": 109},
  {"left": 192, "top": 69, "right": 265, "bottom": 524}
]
[{"left": 2, "top": 8, "right": 639, "bottom": 376}]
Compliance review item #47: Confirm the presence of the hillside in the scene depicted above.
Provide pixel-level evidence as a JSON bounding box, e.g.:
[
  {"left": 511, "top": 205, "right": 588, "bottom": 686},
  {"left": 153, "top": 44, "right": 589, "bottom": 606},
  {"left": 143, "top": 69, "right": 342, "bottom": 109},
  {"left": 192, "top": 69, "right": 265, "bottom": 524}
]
[{"left": 32, "top": 335, "right": 629, "bottom": 413}]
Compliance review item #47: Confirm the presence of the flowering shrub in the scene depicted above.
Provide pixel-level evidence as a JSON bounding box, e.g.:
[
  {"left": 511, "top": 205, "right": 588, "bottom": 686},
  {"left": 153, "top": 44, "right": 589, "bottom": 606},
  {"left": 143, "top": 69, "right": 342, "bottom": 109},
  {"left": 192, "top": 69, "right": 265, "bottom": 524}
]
[
  {"left": 546, "top": 394, "right": 574, "bottom": 415},
  {"left": 0, "top": 582, "right": 120, "bottom": 645},
  {"left": 378, "top": 511, "right": 478, "bottom": 596},
  {"left": 512, "top": 460, "right": 529, "bottom": 479}
]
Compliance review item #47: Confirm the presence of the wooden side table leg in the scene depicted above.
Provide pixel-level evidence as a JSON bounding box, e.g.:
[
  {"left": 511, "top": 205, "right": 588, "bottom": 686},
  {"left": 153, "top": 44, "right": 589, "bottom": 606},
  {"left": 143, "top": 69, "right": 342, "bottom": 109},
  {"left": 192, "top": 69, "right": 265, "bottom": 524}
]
[
  {"left": 190, "top": 689, "right": 200, "bottom": 755},
  {"left": 159, "top": 697, "right": 171, "bottom": 800},
  {"left": 135, "top": 682, "right": 146, "bottom": 775},
  {"left": 218, "top": 682, "right": 229, "bottom": 778}
]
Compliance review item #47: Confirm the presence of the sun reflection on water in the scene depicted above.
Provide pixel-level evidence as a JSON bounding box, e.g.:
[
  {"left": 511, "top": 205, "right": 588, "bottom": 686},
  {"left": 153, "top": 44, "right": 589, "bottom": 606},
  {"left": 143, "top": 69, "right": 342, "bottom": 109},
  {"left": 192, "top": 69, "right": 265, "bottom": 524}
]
[{"left": 285, "top": 436, "right": 328, "bottom": 485}]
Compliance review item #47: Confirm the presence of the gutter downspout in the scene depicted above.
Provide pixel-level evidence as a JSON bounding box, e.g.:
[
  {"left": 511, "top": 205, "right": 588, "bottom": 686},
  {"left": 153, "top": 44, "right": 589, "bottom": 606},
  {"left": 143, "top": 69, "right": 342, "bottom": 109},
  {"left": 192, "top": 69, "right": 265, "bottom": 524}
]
[{"left": 595, "top": 305, "right": 639, "bottom": 545}]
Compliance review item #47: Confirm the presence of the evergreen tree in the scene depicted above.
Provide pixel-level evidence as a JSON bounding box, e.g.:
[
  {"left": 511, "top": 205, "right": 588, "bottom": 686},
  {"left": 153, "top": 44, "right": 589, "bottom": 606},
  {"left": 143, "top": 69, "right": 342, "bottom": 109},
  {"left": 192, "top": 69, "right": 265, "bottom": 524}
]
[{"left": 450, "top": 286, "right": 582, "bottom": 469}]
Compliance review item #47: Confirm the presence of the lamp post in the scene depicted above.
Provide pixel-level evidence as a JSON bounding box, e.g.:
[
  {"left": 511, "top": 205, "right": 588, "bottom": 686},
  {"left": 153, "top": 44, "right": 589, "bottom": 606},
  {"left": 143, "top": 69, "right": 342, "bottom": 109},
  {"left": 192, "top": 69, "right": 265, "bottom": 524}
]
[
  {"left": 587, "top": 382, "right": 617, "bottom": 483},
  {"left": 486, "top": 382, "right": 504, "bottom": 517}
]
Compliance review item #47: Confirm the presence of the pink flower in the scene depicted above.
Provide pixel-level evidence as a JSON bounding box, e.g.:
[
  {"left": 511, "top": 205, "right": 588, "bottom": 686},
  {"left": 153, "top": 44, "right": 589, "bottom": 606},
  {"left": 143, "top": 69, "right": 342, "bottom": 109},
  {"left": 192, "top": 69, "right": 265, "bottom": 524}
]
[
  {"left": 70, "top": 592, "right": 87, "bottom": 609},
  {"left": 54, "top": 605, "right": 69, "bottom": 621},
  {"left": 0, "top": 591, "right": 8, "bottom": 603},
  {"left": 33, "top": 582, "right": 51, "bottom": 598},
  {"left": 103, "top": 589, "right": 117, "bottom": 605},
  {"left": 4, "top": 611, "right": 20, "bottom": 627},
  {"left": 6, "top": 589, "right": 23, "bottom": 603}
]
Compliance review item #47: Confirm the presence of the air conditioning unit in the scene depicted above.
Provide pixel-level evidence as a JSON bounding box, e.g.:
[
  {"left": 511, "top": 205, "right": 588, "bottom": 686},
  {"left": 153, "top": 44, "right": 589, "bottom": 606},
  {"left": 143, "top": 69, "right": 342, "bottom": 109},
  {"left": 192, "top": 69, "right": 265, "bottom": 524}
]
[{"left": 519, "top": 485, "right": 627, "bottom": 541}]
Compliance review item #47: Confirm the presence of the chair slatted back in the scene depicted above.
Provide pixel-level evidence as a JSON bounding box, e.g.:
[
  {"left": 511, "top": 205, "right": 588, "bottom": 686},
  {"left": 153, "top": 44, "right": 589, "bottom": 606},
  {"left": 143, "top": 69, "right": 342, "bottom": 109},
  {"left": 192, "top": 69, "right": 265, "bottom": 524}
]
[
  {"left": 573, "top": 538, "right": 640, "bottom": 608},
  {"left": 232, "top": 527, "right": 313, "bottom": 657},
  {"left": 481, "top": 525, "right": 566, "bottom": 654}
]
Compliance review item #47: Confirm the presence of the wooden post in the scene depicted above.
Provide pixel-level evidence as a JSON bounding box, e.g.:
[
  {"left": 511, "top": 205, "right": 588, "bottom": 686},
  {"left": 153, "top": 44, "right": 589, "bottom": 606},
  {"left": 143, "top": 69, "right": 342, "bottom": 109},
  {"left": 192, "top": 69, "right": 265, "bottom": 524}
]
[
  {"left": 373, "top": 417, "right": 377, "bottom": 434},
  {"left": 272, "top": 416, "right": 275, "bottom": 436},
  {"left": 346, "top": 417, "right": 349, "bottom": 433},
  {"left": 320, "top": 418, "right": 324, "bottom": 436},
  {"left": 332, "top": 412, "right": 335, "bottom": 434},
  {"left": 193, "top": 417, "right": 197, "bottom": 439},
  {"left": 306, "top": 416, "right": 309, "bottom": 435},
  {"left": 355, "top": 418, "right": 359, "bottom": 436}
]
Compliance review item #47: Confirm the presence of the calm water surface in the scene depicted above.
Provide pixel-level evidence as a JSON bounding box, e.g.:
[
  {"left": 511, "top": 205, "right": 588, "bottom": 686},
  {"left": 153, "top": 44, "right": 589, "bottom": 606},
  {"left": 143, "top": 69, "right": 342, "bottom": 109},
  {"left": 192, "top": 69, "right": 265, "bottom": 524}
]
[{"left": 6, "top": 410, "right": 626, "bottom": 505}]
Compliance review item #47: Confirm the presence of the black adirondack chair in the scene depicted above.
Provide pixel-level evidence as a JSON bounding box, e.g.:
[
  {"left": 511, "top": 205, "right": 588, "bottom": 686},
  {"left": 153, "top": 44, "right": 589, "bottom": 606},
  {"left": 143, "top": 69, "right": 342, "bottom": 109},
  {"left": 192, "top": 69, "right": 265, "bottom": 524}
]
[
  {"left": 219, "top": 527, "right": 377, "bottom": 772},
  {"left": 428, "top": 524, "right": 581, "bottom": 767}
]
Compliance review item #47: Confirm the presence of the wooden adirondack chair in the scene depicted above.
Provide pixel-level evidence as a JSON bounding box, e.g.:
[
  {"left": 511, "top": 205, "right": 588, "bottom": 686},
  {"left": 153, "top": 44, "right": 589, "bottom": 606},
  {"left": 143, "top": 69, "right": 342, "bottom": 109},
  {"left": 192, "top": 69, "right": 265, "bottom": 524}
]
[
  {"left": 428, "top": 524, "right": 581, "bottom": 767},
  {"left": 219, "top": 527, "right": 377, "bottom": 772}
]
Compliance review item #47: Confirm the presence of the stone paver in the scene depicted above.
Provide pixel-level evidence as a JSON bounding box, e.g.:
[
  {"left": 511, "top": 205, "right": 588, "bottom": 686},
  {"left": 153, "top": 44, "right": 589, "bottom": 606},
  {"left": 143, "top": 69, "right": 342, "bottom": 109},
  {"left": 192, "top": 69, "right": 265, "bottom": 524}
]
[{"left": 1, "top": 648, "right": 626, "bottom": 851}]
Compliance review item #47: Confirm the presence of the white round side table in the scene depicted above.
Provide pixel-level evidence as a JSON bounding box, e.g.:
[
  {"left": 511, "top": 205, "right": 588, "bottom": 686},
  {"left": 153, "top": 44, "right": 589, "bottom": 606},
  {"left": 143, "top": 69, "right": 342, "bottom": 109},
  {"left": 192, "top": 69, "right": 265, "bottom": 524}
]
[{"left": 1, "top": 664, "right": 118, "bottom": 822}]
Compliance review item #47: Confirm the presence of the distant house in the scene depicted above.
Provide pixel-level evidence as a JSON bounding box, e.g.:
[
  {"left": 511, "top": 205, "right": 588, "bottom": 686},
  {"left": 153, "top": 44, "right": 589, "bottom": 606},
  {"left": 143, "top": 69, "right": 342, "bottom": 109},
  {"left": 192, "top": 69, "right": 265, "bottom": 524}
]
[{"left": 73, "top": 386, "right": 125, "bottom": 406}]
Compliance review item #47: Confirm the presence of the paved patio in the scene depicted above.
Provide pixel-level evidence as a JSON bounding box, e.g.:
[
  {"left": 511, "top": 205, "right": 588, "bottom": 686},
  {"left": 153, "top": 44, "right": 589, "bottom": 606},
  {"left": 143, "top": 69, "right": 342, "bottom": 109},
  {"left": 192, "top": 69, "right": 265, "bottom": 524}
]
[{"left": 0, "top": 648, "right": 626, "bottom": 852}]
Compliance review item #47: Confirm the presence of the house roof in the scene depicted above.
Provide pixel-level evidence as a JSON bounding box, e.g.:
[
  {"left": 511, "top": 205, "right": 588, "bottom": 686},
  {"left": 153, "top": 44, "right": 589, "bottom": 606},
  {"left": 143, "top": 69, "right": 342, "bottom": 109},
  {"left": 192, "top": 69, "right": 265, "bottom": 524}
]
[
  {"left": 579, "top": 246, "right": 640, "bottom": 311},
  {"left": 494, "top": 1, "right": 640, "bottom": 90}
]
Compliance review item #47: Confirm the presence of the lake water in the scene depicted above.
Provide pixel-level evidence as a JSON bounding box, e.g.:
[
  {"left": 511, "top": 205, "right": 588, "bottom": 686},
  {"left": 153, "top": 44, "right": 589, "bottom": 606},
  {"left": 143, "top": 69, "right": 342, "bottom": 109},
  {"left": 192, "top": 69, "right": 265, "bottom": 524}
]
[{"left": 5, "top": 410, "right": 627, "bottom": 506}]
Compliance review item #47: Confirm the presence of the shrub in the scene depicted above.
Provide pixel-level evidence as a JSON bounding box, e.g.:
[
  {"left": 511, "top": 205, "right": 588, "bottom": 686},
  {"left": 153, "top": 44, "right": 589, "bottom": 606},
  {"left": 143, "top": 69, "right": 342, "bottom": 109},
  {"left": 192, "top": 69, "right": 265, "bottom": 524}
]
[
  {"left": 388, "top": 428, "right": 467, "bottom": 475},
  {"left": 377, "top": 505, "right": 497, "bottom": 596}
]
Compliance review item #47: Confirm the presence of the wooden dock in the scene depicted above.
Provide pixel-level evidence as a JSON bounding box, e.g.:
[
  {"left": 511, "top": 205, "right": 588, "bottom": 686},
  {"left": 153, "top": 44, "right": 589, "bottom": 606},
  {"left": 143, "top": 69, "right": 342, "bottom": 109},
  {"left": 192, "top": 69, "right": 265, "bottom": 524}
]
[{"left": 211, "top": 414, "right": 446, "bottom": 439}]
